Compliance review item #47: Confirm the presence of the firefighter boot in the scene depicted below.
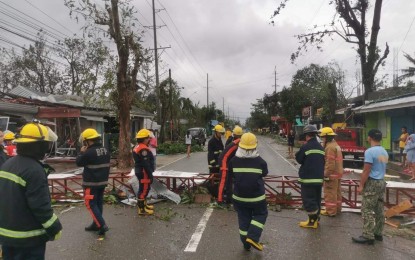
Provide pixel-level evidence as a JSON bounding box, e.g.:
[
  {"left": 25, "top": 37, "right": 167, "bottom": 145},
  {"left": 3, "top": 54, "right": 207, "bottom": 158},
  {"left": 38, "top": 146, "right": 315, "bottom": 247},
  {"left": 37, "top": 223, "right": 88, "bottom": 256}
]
[
  {"left": 145, "top": 200, "right": 154, "bottom": 210},
  {"left": 246, "top": 238, "right": 263, "bottom": 251},
  {"left": 320, "top": 209, "right": 336, "bottom": 217},
  {"left": 85, "top": 222, "right": 100, "bottom": 232},
  {"left": 299, "top": 214, "right": 319, "bottom": 229},
  {"left": 137, "top": 199, "right": 154, "bottom": 215}
]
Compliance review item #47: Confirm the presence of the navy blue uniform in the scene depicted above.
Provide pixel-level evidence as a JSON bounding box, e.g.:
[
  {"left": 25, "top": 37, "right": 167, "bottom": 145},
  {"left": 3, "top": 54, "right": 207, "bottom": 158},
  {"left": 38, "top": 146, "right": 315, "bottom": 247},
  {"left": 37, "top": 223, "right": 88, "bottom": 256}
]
[
  {"left": 0, "top": 155, "right": 62, "bottom": 257},
  {"left": 76, "top": 142, "right": 111, "bottom": 229},
  {"left": 217, "top": 139, "right": 239, "bottom": 203},
  {"left": 207, "top": 136, "right": 224, "bottom": 174},
  {"left": 295, "top": 137, "right": 325, "bottom": 213},
  {"left": 133, "top": 143, "right": 154, "bottom": 199},
  {"left": 229, "top": 155, "right": 268, "bottom": 247}
]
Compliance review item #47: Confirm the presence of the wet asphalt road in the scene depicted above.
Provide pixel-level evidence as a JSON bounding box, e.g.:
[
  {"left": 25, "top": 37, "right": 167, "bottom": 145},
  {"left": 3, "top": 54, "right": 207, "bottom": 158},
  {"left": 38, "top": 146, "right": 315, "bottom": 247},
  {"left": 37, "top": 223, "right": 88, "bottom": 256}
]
[{"left": 45, "top": 135, "right": 415, "bottom": 259}]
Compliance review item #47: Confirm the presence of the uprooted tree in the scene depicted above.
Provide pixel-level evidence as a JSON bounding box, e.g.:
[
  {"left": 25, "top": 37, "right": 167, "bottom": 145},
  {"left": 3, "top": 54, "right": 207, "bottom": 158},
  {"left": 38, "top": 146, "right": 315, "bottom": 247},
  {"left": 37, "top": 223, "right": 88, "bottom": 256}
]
[
  {"left": 65, "top": 0, "right": 148, "bottom": 168},
  {"left": 272, "top": 0, "right": 389, "bottom": 101}
]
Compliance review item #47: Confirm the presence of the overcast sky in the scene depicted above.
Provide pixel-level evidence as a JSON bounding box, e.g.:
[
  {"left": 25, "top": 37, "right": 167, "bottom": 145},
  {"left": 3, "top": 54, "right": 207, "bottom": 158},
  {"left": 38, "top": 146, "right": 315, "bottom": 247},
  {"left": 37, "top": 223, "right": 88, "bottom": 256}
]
[{"left": 2, "top": 0, "right": 415, "bottom": 123}]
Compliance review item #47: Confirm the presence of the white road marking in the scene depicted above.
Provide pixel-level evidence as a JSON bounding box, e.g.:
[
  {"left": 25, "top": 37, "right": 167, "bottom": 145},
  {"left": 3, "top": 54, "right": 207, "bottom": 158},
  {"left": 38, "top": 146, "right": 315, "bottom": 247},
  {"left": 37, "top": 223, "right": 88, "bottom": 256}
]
[
  {"left": 263, "top": 139, "right": 298, "bottom": 171},
  {"left": 184, "top": 207, "right": 214, "bottom": 252}
]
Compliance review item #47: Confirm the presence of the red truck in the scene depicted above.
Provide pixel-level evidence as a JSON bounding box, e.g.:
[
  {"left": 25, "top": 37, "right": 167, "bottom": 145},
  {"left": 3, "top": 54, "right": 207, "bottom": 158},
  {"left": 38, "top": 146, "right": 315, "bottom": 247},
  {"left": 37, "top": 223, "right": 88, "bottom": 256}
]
[{"left": 334, "top": 127, "right": 366, "bottom": 162}]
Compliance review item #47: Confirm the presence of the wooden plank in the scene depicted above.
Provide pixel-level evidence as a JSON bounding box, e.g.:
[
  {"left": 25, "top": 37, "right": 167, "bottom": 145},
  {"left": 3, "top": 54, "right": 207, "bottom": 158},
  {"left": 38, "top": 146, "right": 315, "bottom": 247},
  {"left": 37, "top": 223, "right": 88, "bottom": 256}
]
[
  {"left": 385, "top": 219, "right": 400, "bottom": 228},
  {"left": 385, "top": 199, "right": 413, "bottom": 218}
]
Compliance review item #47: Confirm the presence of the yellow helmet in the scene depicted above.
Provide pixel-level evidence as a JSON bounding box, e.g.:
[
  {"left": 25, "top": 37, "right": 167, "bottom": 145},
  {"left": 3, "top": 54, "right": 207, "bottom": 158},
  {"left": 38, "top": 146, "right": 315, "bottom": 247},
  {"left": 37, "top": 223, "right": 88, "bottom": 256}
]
[
  {"left": 239, "top": 132, "right": 257, "bottom": 149},
  {"left": 136, "top": 129, "right": 151, "bottom": 139},
  {"left": 213, "top": 124, "right": 225, "bottom": 133},
  {"left": 319, "top": 127, "right": 336, "bottom": 137},
  {"left": 232, "top": 126, "right": 243, "bottom": 136},
  {"left": 4, "top": 132, "right": 15, "bottom": 141},
  {"left": 81, "top": 128, "right": 101, "bottom": 142},
  {"left": 15, "top": 122, "right": 54, "bottom": 143}
]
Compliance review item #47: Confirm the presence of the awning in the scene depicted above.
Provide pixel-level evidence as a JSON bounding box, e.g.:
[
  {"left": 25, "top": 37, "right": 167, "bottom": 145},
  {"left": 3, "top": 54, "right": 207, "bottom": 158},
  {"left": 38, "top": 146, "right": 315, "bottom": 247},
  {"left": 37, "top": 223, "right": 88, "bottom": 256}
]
[
  {"left": 81, "top": 116, "right": 108, "bottom": 122},
  {"left": 353, "top": 95, "right": 415, "bottom": 114},
  {"left": 295, "top": 118, "right": 303, "bottom": 126}
]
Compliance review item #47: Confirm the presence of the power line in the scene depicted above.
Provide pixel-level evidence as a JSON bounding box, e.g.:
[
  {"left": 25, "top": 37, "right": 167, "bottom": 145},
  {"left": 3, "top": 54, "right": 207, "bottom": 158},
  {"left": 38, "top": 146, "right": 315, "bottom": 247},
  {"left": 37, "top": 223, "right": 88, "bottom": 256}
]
[{"left": 24, "top": 0, "right": 75, "bottom": 35}]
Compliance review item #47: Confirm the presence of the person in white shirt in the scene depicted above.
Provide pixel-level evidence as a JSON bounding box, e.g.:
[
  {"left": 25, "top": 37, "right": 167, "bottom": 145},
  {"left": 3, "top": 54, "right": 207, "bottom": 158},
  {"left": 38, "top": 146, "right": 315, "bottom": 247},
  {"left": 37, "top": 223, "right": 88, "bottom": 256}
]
[{"left": 185, "top": 130, "right": 192, "bottom": 158}]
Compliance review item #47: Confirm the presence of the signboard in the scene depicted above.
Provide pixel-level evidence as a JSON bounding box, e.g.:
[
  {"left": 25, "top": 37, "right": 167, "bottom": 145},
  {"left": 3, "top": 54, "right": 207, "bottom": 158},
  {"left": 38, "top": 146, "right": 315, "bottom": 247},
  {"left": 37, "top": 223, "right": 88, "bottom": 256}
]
[
  {"left": 302, "top": 106, "right": 311, "bottom": 117},
  {"left": 0, "top": 117, "right": 9, "bottom": 131},
  {"left": 37, "top": 107, "right": 81, "bottom": 118}
]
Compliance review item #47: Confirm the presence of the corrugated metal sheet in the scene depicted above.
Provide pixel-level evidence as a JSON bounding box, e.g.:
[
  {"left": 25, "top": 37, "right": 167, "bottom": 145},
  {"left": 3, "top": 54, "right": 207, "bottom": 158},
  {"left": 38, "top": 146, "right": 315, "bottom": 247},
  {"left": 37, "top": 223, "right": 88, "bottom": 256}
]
[
  {"left": 354, "top": 95, "right": 415, "bottom": 113},
  {"left": 0, "top": 101, "right": 37, "bottom": 114},
  {"left": 8, "top": 86, "right": 49, "bottom": 98}
]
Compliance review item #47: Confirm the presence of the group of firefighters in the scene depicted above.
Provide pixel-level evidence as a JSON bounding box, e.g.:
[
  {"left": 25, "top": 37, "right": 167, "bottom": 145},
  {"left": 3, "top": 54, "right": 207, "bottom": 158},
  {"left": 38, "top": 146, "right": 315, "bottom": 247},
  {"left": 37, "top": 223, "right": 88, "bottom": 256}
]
[
  {"left": 207, "top": 124, "right": 388, "bottom": 251},
  {"left": 0, "top": 120, "right": 389, "bottom": 258}
]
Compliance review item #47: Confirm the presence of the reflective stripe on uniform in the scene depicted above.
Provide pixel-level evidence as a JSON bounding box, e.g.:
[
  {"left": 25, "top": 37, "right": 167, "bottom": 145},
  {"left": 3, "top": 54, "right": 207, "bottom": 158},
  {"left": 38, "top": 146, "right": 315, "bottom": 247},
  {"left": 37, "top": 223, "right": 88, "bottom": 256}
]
[
  {"left": 239, "top": 229, "right": 248, "bottom": 236},
  {"left": 251, "top": 220, "right": 264, "bottom": 229},
  {"left": 82, "top": 180, "right": 108, "bottom": 186},
  {"left": 0, "top": 227, "right": 46, "bottom": 238},
  {"left": 209, "top": 160, "right": 216, "bottom": 164},
  {"left": 86, "top": 163, "right": 110, "bottom": 169},
  {"left": 214, "top": 151, "right": 222, "bottom": 154},
  {"left": 305, "top": 149, "right": 325, "bottom": 156},
  {"left": 42, "top": 214, "right": 58, "bottom": 229},
  {"left": 299, "top": 178, "right": 323, "bottom": 184},
  {"left": 232, "top": 194, "right": 266, "bottom": 202},
  {"left": 233, "top": 168, "right": 262, "bottom": 174},
  {"left": 0, "top": 171, "right": 26, "bottom": 187}
]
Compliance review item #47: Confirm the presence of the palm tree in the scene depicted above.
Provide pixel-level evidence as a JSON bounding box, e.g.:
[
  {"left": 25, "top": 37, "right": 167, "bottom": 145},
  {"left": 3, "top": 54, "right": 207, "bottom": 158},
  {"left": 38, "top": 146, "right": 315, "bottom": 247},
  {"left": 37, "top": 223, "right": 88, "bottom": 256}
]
[{"left": 398, "top": 52, "right": 415, "bottom": 82}]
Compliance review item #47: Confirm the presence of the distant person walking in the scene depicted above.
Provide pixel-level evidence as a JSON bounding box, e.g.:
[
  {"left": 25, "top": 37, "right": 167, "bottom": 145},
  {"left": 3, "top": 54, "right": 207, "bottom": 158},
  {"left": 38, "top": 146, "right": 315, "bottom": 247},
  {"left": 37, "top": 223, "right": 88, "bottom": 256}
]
[
  {"left": 287, "top": 129, "right": 295, "bottom": 159},
  {"left": 398, "top": 126, "right": 409, "bottom": 168},
  {"left": 185, "top": 130, "right": 192, "bottom": 158},
  {"left": 404, "top": 134, "right": 415, "bottom": 180},
  {"left": 148, "top": 130, "right": 158, "bottom": 169},
  {"left": 229, "top": 133, "right": 268, "bottom": 251},
  {"left": 352, "top": 129, "right": 388, "bottom": 245}
]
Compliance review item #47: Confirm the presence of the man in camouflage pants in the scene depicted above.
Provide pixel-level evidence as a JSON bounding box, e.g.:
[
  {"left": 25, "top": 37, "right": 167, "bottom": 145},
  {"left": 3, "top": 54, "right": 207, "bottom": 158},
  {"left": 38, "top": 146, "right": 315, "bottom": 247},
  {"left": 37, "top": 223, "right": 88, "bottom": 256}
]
[{"left": 352, "top": 129, "right": 388, "bottom": 245}]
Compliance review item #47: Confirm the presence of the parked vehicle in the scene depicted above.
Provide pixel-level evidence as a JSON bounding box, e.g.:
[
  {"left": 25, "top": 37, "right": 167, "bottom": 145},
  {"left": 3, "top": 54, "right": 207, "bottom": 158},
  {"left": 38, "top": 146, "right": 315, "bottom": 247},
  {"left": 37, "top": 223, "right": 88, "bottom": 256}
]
[
  {"left": 335, "top": 127, "right": 366, "bottom": 162},
  {"left": 187, "top": 127, "right": 207, "bottom": 146}
]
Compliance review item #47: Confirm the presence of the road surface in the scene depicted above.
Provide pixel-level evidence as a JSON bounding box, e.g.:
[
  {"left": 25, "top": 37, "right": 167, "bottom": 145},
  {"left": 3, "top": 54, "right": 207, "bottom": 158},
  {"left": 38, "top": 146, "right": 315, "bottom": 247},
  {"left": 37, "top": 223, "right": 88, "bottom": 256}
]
[{"left": 45, "top": 135, "right": 415, "bottom": 259}]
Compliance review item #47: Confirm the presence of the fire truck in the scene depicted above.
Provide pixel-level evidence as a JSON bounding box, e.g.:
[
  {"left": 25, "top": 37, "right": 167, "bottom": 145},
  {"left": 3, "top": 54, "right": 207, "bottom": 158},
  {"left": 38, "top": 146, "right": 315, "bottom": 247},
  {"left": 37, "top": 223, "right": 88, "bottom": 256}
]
[{"left": 334, "top": 127, "right": 366, "bottom": 163}]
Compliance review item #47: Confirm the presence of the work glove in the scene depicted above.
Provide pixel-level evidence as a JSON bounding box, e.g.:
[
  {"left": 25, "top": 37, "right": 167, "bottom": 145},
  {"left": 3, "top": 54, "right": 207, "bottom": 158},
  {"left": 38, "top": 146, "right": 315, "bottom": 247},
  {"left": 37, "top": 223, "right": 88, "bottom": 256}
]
[{"left": 52, "top": 231, "right": 62, "bottom": 241}]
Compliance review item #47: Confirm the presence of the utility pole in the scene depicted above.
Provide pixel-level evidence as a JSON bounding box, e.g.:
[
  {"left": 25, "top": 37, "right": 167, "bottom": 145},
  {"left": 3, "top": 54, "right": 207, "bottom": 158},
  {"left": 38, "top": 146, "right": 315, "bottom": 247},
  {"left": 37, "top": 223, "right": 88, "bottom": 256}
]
[
  {"left": 152, "top": 0, "right": 160, "bottom": 123},
  {"left": 206, "top": 73, "right": 209, "bottom": 109},
  {"left": 222, "top": 97, "right": 225, "bottom": 121},
  {"left": 273, "top": 66, "right": 278, "bottom": 93},
  {"left": 169, "top": 69, "right": 173, "bottom": 141}
]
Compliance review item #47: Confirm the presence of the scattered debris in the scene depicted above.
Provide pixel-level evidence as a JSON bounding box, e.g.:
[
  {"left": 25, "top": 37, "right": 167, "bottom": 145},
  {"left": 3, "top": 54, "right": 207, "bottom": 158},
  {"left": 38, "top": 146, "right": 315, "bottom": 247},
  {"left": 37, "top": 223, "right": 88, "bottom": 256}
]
[
  {"left": 60, "top": 206, "right": 75, "bottom": 215},
  {"left": 385, "top": 200, "right": 413, "bottom": 218}
]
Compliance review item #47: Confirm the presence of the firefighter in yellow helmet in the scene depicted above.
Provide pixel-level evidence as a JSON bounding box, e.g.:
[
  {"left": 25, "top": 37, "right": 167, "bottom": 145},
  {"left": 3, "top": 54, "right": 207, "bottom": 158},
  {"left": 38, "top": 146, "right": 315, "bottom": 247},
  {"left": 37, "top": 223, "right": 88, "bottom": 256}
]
[
  {"left": 228, "top": 133, "right": 268, "bottom": 251},
  {"left": 132, "top": 129, "right": 155, "bottom": 215},
  {"left": 0, "top": 121, "right": 62, "bottom": 259},
  {"left": 218, "top": 126, "right": 244, "bottom": 204},
  {"left": 76, "top": 128, "right": 111, "bottom": 236},
  {"left": 319, "top": 127, "right": 343, "bottom": 217},
  {"left": 4, "top": 132, "right": 17, "bottom": 157},
  {"left": 296, "top": 125, "right": 325, "bottom": 229},
  {"left": 225, "top": 125, "right": 243, "bottom": 146},
  {"left": 208, "top": 124, "right": 225, "bottom": 175}
]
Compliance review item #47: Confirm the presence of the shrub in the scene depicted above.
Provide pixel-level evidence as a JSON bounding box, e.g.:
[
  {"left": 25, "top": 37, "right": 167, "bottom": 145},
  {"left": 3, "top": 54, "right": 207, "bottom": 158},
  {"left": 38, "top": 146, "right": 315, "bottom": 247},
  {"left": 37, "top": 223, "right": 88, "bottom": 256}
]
[{"left": 157, "top": 142, "right": 204, "bottom": 155}]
